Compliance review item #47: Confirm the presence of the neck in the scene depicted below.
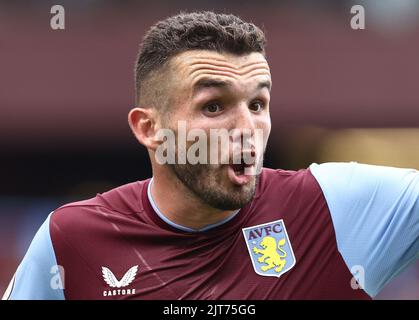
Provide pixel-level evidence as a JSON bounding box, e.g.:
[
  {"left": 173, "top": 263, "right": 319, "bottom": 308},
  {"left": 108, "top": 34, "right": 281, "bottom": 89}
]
[{"left": 149, "top": 172, "right": 237, "bottom": 231}]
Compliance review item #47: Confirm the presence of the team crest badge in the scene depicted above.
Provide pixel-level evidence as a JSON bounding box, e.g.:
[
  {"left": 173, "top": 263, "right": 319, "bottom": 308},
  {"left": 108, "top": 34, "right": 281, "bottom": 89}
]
[{"left": 242, "top": 219, "right": 296, "bottom": 277}]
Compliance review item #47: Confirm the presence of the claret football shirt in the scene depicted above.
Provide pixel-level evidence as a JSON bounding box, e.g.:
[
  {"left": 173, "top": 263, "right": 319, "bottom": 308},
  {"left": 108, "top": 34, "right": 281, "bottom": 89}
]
[{"left": 3, "top": 162, "right": 418, "bottom": 299}]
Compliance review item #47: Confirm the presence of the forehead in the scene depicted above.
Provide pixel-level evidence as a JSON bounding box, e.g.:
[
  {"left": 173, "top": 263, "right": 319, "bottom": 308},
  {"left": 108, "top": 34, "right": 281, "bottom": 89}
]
[{"left": 170, "top": 50, "right": 271, "bottom": 92}]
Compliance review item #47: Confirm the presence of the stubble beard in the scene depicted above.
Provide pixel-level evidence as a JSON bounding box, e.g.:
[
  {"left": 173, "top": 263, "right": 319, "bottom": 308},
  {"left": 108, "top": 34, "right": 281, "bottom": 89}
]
[{"left": 168, "top": 160, "right": 263, "bottom": 211}]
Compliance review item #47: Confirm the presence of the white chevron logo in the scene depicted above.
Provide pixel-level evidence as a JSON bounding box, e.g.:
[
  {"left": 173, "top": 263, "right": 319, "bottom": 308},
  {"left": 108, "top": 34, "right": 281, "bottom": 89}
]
[{"left": 101, "top": 265, "right": 138, "bottom": 288}]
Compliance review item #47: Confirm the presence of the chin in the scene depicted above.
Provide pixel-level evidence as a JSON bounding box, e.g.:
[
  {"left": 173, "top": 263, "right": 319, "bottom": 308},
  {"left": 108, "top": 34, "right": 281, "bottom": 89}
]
[
  {"left": 202, "top": 176, "right": 258, "bottom": 211},
  {"left": 169, "top": 162, "right": 259, "bottom": 210}
]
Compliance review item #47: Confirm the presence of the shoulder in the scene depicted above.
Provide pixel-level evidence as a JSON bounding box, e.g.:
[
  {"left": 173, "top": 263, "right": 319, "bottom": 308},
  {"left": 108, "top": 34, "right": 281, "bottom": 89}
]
[
  {"left": 260, "top": 166, "right": 314, "bottom": 183},
  {"left": 257, "top": 167, "right": 321, "bottom": 198},
  {"left": 50, "top": 179, "right": 149, "bottom": 237},
  {"left": 309, "top": 161, "right": 418, "bottom": 184},
  {"left": 309, "top": 161, "right": 419, "bottom": 207}
]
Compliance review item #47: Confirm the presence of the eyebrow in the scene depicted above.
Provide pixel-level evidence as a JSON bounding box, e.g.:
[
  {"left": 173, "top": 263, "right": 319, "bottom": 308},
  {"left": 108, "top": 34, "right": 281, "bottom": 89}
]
[
  {"left": 193, "top": 78, "right": 232, "bottom": 94},
  {"left": 192, "top": 78, "right": 271, "bottom": 95},
  {"left": 257, "top": 80, "right": 272, "bottom": 92}
]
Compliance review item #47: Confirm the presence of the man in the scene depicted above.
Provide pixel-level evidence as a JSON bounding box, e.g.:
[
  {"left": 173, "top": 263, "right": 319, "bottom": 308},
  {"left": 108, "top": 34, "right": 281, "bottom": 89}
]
[{"left": 3, "top": 11, "right": 418, "bottom": 300}]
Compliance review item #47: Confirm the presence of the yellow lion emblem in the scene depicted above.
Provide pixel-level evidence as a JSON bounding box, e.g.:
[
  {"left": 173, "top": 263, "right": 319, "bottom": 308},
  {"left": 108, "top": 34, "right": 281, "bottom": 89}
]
[{"left": 252, "top": 236, "right": 287, "bottom": 273}]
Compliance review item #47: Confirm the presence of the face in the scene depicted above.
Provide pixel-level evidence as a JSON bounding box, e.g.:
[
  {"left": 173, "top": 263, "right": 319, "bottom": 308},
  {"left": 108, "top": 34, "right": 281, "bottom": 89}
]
[{"left": 159, "top": 50, "right": 272, "bottom": 210}]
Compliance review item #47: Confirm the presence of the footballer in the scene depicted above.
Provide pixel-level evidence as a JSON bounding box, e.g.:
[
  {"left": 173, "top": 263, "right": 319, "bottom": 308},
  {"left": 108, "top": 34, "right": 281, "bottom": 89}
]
[{"left": 3, "top": 11, "right": 418, "bottom": 300}]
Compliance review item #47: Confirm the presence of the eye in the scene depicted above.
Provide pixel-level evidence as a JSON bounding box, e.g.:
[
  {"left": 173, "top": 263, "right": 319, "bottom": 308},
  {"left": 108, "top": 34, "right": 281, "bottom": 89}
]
[
  {"left": 249, "top": 100, "right": 265, "bottom": 112},
  {"left": 203, "top": 102, "right": 223, "bottom": 114}
]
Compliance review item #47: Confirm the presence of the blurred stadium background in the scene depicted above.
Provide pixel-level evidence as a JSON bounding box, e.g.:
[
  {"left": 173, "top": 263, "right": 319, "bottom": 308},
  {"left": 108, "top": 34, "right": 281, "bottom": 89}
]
[{"left": 0, "top": 0, "right": 418, "bottom": 299}]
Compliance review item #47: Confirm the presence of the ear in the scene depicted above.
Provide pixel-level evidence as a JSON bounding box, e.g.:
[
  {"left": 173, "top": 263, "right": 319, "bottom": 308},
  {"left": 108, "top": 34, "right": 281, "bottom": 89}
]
[{"left": 128, "top": 107, "right": 160, "bottom": 151}]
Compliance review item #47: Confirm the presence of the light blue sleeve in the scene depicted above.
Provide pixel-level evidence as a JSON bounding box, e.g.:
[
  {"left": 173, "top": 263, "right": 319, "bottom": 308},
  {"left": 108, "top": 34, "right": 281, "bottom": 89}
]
[
  {"left": 2, "top": 212, "right": 65, "bottom": 300},
  {"left": 310, "top": 162, "right": 419, "bottom": 297}
]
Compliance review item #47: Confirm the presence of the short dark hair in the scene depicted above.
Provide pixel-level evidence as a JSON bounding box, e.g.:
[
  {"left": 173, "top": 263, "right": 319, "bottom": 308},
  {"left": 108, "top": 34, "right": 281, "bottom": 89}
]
[{"left": 134, "top": 11, "right": 266, "bottom": 106}]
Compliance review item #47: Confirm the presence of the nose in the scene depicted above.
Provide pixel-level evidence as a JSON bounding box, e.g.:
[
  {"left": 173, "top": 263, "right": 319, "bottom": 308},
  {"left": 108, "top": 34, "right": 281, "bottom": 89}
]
[
  {"left": 231, "top": 103, "right": 256, "bottom": 136},
  {"left": 229, "top": 103, "right": 258, "bottom": 161}
]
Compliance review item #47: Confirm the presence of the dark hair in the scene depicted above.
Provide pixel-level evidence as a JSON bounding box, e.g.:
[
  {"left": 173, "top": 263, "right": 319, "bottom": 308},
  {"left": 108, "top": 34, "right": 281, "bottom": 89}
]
[{"left": 134, "top": 11, "right": 266, "bottom": 105}]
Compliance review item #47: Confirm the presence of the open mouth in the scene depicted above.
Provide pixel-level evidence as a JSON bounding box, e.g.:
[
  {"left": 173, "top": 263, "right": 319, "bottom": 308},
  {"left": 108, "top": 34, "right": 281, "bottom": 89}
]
[
  {"left": 227, "top": 159, "right": 255, "bottom": 186},
  {"left": 230, "top": 163, "right": 246, "bottom": 176}
]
